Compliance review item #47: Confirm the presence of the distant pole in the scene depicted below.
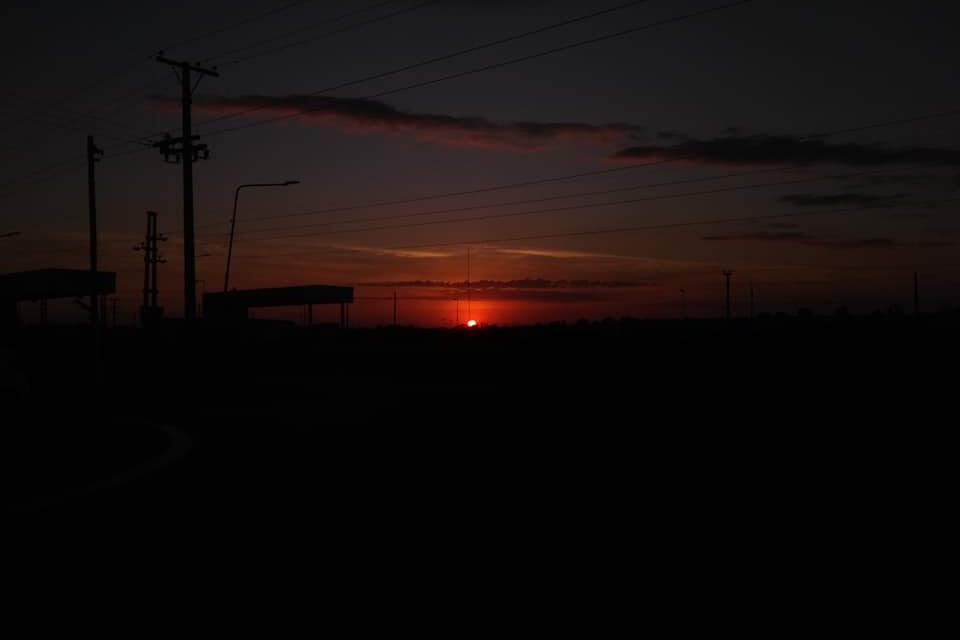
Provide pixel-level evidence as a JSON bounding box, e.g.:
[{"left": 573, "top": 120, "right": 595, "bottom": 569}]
[
  {"left": 149, "top": 211, "right": 159, "bottom": 310},
  {"left": 137, "top": 213, "right": 150, "bottom": 312},
  {"left": 749, "top": 280, "right": 755, "bottom": 318},
  {"left": 467, "top": 247, "right": 471, "bottom": 320},
  {"left": 914, "top": 271, "right": 920, "bottom": 315},
  {"left": 155, "top": 54, "right": 219, "bottom": 321},
  {"left": 393, "top": 291, "right": 398, "bottom": 326},
  {"left": 455, "top": 298, "right": 459, "bottom": 326},
  {"left": 680, "top": 288, "right": 686, "bottom": 319},
  {"left": 723, "top": 270, "right": 733, "bottom": 320}
]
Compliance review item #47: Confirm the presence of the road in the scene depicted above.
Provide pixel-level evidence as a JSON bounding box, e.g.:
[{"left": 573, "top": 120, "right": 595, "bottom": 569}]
[{"left": 3, "top": 384, "right": 958, "bottom": 636}]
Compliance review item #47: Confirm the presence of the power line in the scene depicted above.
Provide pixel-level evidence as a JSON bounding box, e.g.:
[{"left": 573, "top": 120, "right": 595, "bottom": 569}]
[
  {"left": 393, "top": 197, "right": 960, "bottom": 252},
  {"left": 0, "top": 72, "right": 173, "bottom": 154},
  {"left": 0, "top": 89, "right": 155, "bottom": 147},
  {"left": 187, "top": 161, "right": 669, "bottom": 235},
  {"left": 164, "top": 0, "right": 317, "bottom": 52},
  {"left": 234, "top": 164, "right": 948, "bottom": 245},
  {"left": 184, "top": 105, "right": 960, "bottom": 237},
  {"left": 193, "top": 0, "right": 669, "bottom": 130},
  {"left": 0, "top": 159, "right": 89, "bottom": 202},
  {"left": 138, "top": 104, "right": 960, "bottom": 242},
  {"left": 12, "top": 192, "right": 956, "bottom": 296},
  {"left": 199, "top": 0, "right": 756, "bottom": 137},
  {"left": 230, "top": 165, "right": 793, "bottom": 237},
  {"left": 0, "top": 135, "right": 163, "bottom": 202},
  {"left": 8, "top": 0, "right": 436, "bottom": 168},
  {"left": 241, "top": 196, "right": 960, "bottom": 261},
  {"left": 195, "top": 0, "right": 399, "bottom": 64},
  {"left": 9, "top": 0, "right": 316, "bottom": 132},
  {"left": 0, "top": 0, "right": 749, "bottom": 197},
  {"left": 210, "top": 1, "right": 438, "bottom": 68},
  {"left": 5, "top": 0, "right": 956, "bottom": 233},
  {"left": 6, "top": 94, "right": 960, "bottom": 214},
  {"left": 0, "top": 2, "right": 321, "bottom": 146},
  {"left": 0, "top": 155, "right": 88, "bottom": 191},
  {"left": 0, "top": 96, "right": 140, "bottom": 140},
  {"left": 0, "top": 56, "right": 156, "bottom": 140}
]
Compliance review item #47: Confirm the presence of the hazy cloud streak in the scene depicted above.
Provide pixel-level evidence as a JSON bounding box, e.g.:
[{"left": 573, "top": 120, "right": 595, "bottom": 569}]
[
  {"left": 362, "top": 278, "right": 653, "bottom": 288},
  {"left": 154, "top": 94, "right": 642, "bottom": 151}
]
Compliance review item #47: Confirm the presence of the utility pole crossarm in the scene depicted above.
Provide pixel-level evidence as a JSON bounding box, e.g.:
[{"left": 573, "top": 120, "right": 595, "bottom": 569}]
[{"left": 155, "top": 54, "right": 220, "bottom": 78}]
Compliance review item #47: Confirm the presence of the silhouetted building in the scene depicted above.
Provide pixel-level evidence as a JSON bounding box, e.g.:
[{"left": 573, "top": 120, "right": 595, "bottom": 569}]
[
  {"left": 0, "top": 268, "right": 116, "bottom": 327},
  {"left": 204, "top": 284, "right": 354, "bottom": 326}
]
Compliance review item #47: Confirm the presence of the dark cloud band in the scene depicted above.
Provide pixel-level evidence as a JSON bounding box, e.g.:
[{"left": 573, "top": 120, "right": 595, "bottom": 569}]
[{"left": 612, "top": 135, "right": 960, "bottom": 167}]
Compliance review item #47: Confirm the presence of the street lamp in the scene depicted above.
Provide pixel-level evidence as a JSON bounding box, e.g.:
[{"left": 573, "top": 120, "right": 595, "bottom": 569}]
[{"left": 223, "top": 180, "right": 300, "bottom": 292}]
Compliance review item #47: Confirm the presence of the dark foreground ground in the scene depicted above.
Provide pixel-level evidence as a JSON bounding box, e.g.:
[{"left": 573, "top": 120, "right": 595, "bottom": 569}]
[{"left": 2, "top": 316, "right": 959, "bottom": 636}]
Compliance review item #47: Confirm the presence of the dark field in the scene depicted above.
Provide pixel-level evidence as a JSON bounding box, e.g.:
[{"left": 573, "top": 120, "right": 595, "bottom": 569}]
[{"left": 3, "top": 316, "right": 959, "bottom": 636}]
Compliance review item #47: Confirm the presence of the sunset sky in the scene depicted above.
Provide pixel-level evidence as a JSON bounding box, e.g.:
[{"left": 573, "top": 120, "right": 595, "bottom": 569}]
[{"left": 3, "top": 0, "right": 960, "bottom": 326}]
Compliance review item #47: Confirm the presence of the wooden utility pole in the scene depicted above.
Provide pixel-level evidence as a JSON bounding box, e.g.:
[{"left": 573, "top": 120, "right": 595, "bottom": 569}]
[
  {"left": 87, "top": 135, "right": 103, "bottom": 326},
  {"left": 87, "top": 135, "right": 103, "bottom": 388},
  {"left": 154, "top": 53, "right": 218, "bottom": 322}
]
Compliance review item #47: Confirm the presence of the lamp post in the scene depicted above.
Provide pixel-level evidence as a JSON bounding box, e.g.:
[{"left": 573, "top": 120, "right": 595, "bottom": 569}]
[{"left": 223, "top": 181, "right": 299, "bottom": 292}]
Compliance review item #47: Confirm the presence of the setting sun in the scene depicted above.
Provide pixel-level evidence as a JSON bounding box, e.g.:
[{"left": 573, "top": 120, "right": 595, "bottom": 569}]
[{"left": 467, "top": 319, "right": 478, "bottom": 328}]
